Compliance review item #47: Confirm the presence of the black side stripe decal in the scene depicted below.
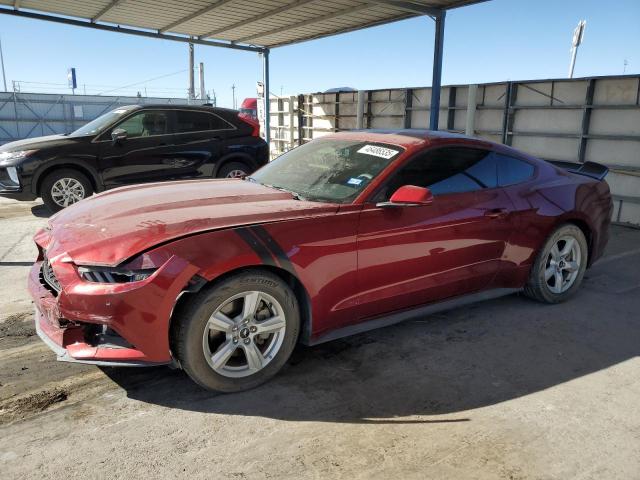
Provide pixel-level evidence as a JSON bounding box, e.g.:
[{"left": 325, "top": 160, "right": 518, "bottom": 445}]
[
  {"left": 249, "top": 225, "right": 296, "bottom": 274},
  {"left": 235, "top": 228, "right": 277, "bottom": 267}
]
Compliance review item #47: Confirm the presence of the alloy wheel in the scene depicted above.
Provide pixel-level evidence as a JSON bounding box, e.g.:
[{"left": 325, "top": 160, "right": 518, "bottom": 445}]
[
  {"left": 225, "top": 169, "right": 247, "bottom": 178},
  {"left": 545, "top": 235, "right": 581, "bottom": 294},
  {"left": 51, "top": 178, "right": 86, "bottom": 207},
  {"left": 202, "top": 291, "right": 286, "bottom": 378}
]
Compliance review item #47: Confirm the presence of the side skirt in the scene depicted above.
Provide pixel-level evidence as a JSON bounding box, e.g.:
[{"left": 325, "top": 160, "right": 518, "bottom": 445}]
[{"left": 307, "top": 288, "right": 522, "bottom": 346}]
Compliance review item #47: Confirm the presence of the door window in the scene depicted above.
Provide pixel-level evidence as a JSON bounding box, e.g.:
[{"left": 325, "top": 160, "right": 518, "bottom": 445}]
[
  {"left": 175, "top": 111, "right": 232, "bottom": 133},
  {"left": 496, "top": 154, "right": 535, "bottom": 186},
  {"left": 377, "top": 147, "right": 497, "bottom": 200},
  {"left": 115, "top": 111, "right": 169, "bottom": 138}
]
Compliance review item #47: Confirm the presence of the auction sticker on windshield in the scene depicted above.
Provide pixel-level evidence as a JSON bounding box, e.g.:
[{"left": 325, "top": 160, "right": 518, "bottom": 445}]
[{"left": 357, "top": 145, "right": 400, "bottom": 159}]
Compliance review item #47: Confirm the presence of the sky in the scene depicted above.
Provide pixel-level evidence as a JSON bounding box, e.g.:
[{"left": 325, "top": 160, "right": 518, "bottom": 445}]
[{"left": 0, "top": 0, "right": 638, "bottom": 108}]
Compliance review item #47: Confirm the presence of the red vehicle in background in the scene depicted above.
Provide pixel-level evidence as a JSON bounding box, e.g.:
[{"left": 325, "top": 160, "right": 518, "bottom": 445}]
[
  {"left": 30, "top": 130, "right": 612, "bottom": 393},
  {"left": 239, "top": 97, "right": 258, "bottom": 121}
]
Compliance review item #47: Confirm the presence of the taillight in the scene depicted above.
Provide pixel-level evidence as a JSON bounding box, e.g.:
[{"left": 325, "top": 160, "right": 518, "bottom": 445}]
[{"left": 238, "top": 113, "right": 260, "bottom": 137}]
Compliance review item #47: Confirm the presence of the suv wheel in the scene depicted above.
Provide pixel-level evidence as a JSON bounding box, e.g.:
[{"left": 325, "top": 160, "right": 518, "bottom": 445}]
[
  {"left": 218, "top": 161, "right": 250, "bottom": 179},
  {"left": 41, "top": 169, "right": 94, "bottom": 212},
  {"left": 173, "top": 270, "right": 300, "bottom": 392},
  {"left": 524, "top": 224, "right": 588, "bottom": 303}
]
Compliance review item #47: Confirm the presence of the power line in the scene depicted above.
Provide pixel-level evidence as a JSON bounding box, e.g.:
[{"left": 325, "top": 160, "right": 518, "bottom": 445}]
[{"left": 95, "top": 69, "right": 188, "bottom": 95}]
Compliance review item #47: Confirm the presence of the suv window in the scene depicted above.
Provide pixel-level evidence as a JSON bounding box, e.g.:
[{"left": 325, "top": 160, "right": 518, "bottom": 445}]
[
  {"left": 116, "top": 111, "right": 169, "bottom": 138},
  {"left": 496, "top": 154, "right": 535, "bottom": 186},
  {"left": 377, "top": 147, "right": 497, "bottom": 200},
  {"left": 175, "top": 110, "right": 232, "bottom": 133}
]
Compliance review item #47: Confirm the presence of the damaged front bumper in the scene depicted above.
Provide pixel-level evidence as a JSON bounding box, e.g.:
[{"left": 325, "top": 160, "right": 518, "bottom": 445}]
[{"left": 29, "top": 254, "right": 198, "bottom": 367}]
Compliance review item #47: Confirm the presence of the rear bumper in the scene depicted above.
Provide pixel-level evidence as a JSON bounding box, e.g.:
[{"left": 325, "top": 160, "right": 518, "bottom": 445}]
[{"left": 29, "top": 255, "right": 196, "bottom": 366}]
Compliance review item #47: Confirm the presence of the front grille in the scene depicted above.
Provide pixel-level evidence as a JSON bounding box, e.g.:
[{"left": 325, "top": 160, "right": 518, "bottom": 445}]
[{"left": 40, "top": 255, "right": 61, "bottom": 295}]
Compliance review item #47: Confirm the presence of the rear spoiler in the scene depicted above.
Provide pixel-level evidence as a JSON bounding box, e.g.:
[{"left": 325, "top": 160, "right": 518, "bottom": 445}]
[{"left": 551, "top": 160, "right": 609, "bottom": 181}]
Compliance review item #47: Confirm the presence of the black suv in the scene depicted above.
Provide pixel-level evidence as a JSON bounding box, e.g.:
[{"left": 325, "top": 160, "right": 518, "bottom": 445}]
[{"left": 0, "top": 104, "right": 268, "bottom": 211}]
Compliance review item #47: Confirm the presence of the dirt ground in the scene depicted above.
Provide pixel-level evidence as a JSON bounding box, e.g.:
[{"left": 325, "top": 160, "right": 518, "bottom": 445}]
[{"left": 0, "top": 196, "right": 639, "bottom": 479}]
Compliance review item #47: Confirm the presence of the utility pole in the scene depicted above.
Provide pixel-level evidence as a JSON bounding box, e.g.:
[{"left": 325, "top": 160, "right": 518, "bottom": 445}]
[
  {"left": 568, "top": 20, "right": 586, "bottom": 79},
  {"left": 0, "top": 37, "right": 7, "bottom": 92},
  {"left": 188, "top": 42, "right": 195, "bottom": 101},
  {"left": 199, "top": 62, "right": 205, "bottom": 100},
  {"left": 231, "top": 84, "right": 236, "bottom": 109}
]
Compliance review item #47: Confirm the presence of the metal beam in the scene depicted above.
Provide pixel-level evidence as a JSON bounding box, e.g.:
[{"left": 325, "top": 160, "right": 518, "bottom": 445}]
[
  {"left": 0, "top": 7, "right": 266, "bottom": 53},
  {"left": 237, "top": 3, "right": 373, "bottom": 44},
  {"left": 429, "top": 11, "right": 445, "bottom": 130},
  {"left": 263, "top": 49, "right": 271, "bottom": 152},
  {"left": 367, "top": 0, "right": 441, "bottom": 17},
  {"left": 200, "top": 0, "right": 318, "bottom": 39},
  {"left": 159, "top": 0, "right": 235, "bottom": 34},
  {"left": 92, "top": 0, "right": 125, "bottom": 22}
]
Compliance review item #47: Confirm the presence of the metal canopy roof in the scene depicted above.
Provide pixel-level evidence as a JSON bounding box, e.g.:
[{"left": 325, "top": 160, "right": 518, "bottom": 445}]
[
  {"left": 0, "top": 0, "right": 491, "bottom": 141},
  {"left": 0, "top": 0, "right": 488, "bottom": 51}
]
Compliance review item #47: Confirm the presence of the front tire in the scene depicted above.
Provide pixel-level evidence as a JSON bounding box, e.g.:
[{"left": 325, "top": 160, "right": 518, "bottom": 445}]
[
  {"left": 173, "top": 271, "right": 300, "bottom": 392},
  {"left": 41, "top": 168, "right": 93, "bottom": 212},
  {"left": 524, "top": 224, "right": 588, "bottom": 303},
  {"left": 218, "top": 161, "right": 251, "bottom": 179}
]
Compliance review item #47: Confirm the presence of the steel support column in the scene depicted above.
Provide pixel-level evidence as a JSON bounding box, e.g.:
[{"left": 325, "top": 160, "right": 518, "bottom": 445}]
[
  {"left": 429, "top": 11, "right": 445, "bottom": 130},
  {"left": 262, "top": 49, "right": 271, "bottom": 153}
]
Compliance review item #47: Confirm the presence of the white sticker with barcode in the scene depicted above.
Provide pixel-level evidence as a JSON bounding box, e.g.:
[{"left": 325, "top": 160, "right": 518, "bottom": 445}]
[{"left": 357, "top": 145, "right": 399, "bottom": 159}]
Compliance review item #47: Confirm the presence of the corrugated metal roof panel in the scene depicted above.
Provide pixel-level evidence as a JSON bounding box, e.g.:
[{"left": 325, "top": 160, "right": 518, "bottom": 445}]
[{"left": 3, "top": 0, "right": 490, "bottom": 48}]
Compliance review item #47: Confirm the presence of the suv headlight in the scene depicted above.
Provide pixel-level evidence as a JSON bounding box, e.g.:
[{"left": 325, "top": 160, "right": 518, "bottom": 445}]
[
  {"left": 78, "top": 266, "right": 157, "bottom": 284},
  {"left": 0, "top": 150, "right": 35, "bottom": 165}
]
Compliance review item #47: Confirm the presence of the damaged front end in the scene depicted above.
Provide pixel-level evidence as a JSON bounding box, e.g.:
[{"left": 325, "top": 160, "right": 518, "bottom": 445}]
[{"left": 29, "top": 229, "right": 201, "bottom": 367}]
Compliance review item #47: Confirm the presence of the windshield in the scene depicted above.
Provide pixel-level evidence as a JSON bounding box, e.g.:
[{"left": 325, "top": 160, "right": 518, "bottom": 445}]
[
  {"left": 69, "top": 107, "right": 136, "bottom": 137},
  {"left": 250, "top": 139, "right": 404, "bottom": 203}
]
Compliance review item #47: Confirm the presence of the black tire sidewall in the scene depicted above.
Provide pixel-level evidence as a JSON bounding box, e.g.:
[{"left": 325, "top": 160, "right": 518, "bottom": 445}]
[
  {"left": 176, "top": 271, "right": 300, "bottom": 393},
  {"left": 218, "top": 161, "right": 250, "bottom": 178},
  {"left": 527, "top": 224, "right": 588, "bottom": 303},
  {"left": 41, "top": 169, "right": 94, "bottom": 212}
]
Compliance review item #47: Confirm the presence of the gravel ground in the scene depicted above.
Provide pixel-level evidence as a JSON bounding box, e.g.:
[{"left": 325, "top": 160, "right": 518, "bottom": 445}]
[{"left": 0, "top": 196, "right": 639, "bottom": 479}]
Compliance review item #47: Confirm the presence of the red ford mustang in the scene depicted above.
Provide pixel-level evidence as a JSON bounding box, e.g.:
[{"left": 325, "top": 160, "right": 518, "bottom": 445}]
[{"left": 30, "top": 130, "right": 612, "bottom": 392}]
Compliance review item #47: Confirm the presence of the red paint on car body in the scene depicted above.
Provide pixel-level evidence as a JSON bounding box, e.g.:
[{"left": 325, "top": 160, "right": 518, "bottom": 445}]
[{"left": 29, "top": 130, "right": 612, "bottom": 365}]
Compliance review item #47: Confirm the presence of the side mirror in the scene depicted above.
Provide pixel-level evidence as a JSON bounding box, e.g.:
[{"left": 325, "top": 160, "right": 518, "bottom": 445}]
[
  {"left": 111, "top": 128, "right": 127, "bottom": 144},
  {"left": 377, "top": 185, "right": 434, "bottom": 208}
]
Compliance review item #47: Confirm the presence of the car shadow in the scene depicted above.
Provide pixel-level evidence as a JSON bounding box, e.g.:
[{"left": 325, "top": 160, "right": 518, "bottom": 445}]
[
  {"left": 30, "top": 204, "right": 51, "bottom": 218},
  {"left": 102, "top": 267, "right": 640, "bottom": 424}
]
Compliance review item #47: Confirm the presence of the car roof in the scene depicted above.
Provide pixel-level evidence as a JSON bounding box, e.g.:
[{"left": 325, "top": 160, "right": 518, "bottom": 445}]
[
  {"left": 122, "top": 104, "right": 237, "bottom": 115},
  {"left": 320, "top": 129, "right": 486, "bottom": 148},
  {"left": 321, "top": 129, "right": 538, "bottom": 162}
]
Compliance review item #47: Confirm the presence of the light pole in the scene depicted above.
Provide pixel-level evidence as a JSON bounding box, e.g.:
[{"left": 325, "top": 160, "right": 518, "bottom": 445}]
[
  {"left": 568, "top": 20, "right": 586, "bottom": 79},
  {"left": 0, "top": 36, "right": 7, "bottom": 92}
]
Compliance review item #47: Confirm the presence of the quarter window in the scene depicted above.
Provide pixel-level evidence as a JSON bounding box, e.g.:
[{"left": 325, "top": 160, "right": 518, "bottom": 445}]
[
  {"left": 175, "top": 111, "right": 231, "bottom": 133},
  {"left": 378, "top": 147, "right": 497, "bottom": 200},
  {"left": 497, "top": 154, "right": 535, "bottom": 186}
]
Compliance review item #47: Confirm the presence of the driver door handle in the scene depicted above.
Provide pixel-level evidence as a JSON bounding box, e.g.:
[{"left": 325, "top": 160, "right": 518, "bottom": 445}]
[{"left": 484, "top": 208, "right": 508, "bottom": 219}]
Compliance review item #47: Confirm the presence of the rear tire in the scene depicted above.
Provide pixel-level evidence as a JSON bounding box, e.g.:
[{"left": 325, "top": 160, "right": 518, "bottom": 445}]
[
  {"left": 173, "top": 270, "right": 300, "bottom": 393},
  {"left": 41, "top": 168, "right": 93, "bottom": 213},
  {"left": 524, "top": 224, "right": 588, "bottom": 304},
  {"left": 218, "top": 161, "right": 251, "bottom": 179}
]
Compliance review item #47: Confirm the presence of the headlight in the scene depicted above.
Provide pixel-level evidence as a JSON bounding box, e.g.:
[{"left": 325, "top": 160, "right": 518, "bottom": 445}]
[
  {"left": 0, "top": 150, "right": 35, "bottom": 165},
  {"left": 78, "top": 266, "right": 157, "bottom": 284},
  {"left": 6, "top": 166, "right": 19, "bottom": 184}
]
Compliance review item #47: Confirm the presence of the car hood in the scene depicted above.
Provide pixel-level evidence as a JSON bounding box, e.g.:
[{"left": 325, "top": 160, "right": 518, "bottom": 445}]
[
  {"left": 39, "top": 179, "right": 338, "bottom": 266},
  {"left": 0, "top": 134, "right": 85, "bottom": 153}
]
